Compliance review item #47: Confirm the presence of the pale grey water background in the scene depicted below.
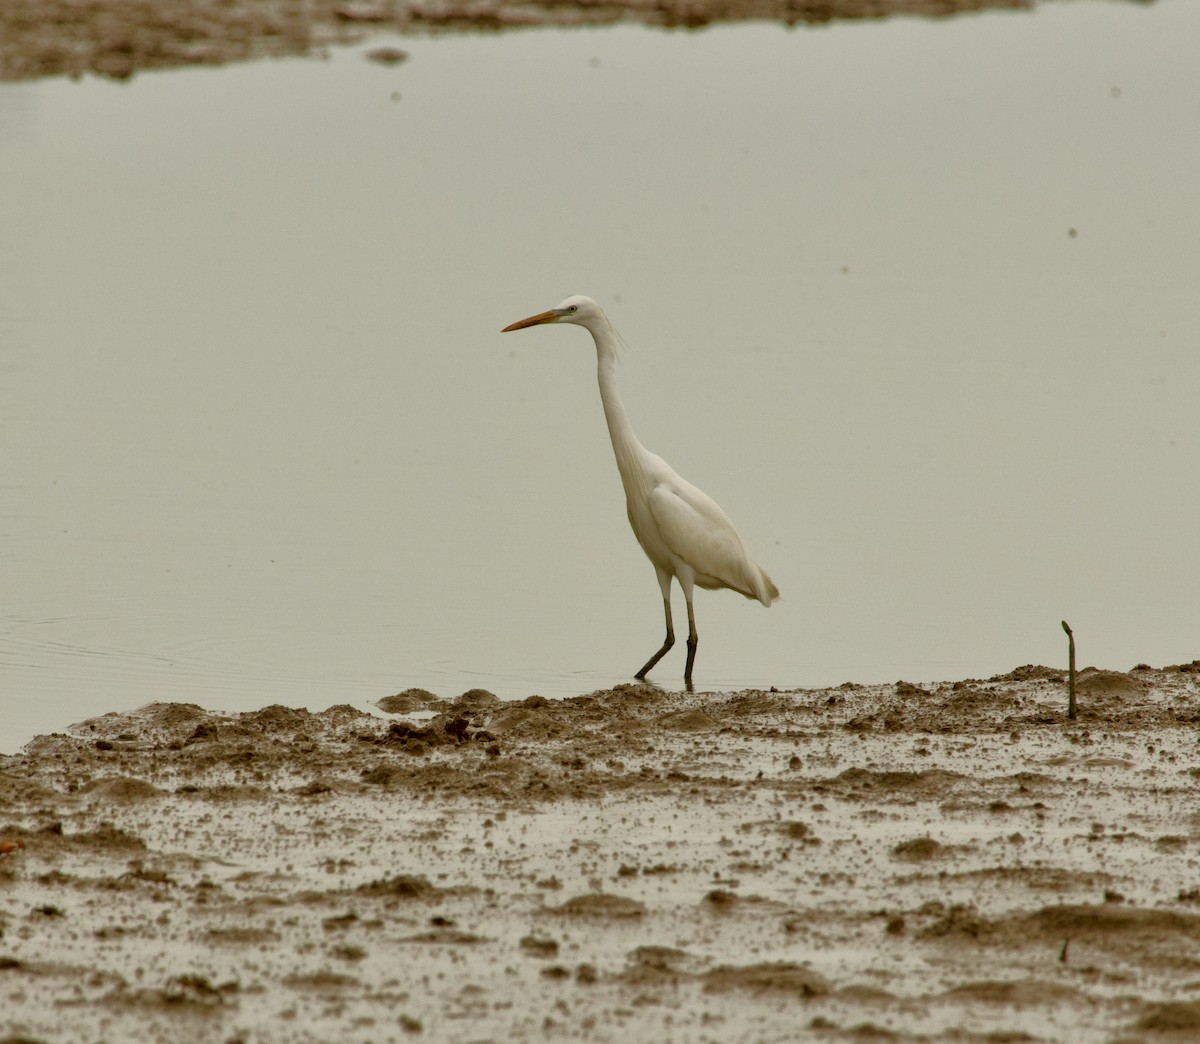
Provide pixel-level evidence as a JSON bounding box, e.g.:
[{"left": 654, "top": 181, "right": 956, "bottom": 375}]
[{"left": 2, "top": 3, "right": 1197, "bottom": 753}]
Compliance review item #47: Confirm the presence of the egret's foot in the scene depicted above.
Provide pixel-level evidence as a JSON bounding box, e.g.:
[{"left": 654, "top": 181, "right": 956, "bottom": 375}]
[{"left": 636, "top": 633, "right": 675, "bottom": 681}]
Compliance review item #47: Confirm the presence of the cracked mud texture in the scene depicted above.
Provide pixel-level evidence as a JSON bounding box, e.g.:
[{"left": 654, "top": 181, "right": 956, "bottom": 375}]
[
  {"left": 3, "top": 663, "right": 1200, "bottom": 1041},
  {"left": 3, "top": 0, "right": 1067, "bottom": 83}
]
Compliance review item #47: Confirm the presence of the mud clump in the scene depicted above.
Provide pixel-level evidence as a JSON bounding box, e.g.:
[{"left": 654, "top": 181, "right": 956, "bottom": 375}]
[
  {"left": 832, "top": 767, "right": 964, "bottom": 801},
  {"left": 519, "top": 934, "right": 560, "bottom": 958},
  {"left": 382, "top": 714, "right": 496, "bottom": 753},
  {"left": 892, "top": 836, "right": 944, "bottom": 862},
  {"left": 79, "top": 777, "right": 162, "bottom": 803},
  {"left": 1027, "top": 904, "right": 1200, "bottom": 943},
  {"left": 551, "top": 894, "right": 647, "bottom": 920},
  {"left": 1136, "top": 1001, "right": 1200, "bottom": 1033},
  {"left": 655, "top": 708, "right": 720, "bottom": 732},
  {"left": 356, "top": 874, "right": 441, "bottom": 899},
  {"left": 989, "top": 665, "right": 1064, "bottom": 683},
  {"left": 377, "top": 688, "right": 441, "bottom": 713},
  {"left": 703, "top": 961, "right": 830, "bottom": 998},
  {"left": 943, "top": 980, "right": 1082, "bottom": 1006}
]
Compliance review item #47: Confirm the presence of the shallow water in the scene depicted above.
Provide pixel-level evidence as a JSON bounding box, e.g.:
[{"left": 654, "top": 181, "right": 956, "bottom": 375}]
[{"left": 2, "top": 3, "right": 1198, "bottom": 752}]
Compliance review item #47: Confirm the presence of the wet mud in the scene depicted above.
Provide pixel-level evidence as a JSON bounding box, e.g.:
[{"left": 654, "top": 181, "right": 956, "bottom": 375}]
[
  {"left": 3, "top": 663, "right": 1200, "bottom": 1041},
  {"left": 3, "top": 0, "right": 1054, "bottom": 83}
]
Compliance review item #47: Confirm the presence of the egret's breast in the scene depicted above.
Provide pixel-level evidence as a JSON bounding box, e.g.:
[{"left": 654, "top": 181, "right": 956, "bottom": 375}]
[{"left": 625, "top": 492, "right": 677, "bottom": 573}]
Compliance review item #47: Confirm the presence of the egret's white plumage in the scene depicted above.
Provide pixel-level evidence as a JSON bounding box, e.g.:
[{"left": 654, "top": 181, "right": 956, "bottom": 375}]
[{"left": 502, "top": 295, "right": 778, "bottom": 688}]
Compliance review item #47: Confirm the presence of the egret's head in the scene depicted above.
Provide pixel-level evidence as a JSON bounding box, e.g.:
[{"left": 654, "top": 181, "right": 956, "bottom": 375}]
[{"left": 501, "top": 295, "right": 604, "bottom": 333}]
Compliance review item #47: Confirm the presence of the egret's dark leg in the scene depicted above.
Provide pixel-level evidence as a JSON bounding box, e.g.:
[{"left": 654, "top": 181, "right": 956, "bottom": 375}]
[
  {"left": 683, "top": 597, "right": 698, "bottom": 692},
  {"left": 635, "top": 593, "right": 675, "bottom": 681}
]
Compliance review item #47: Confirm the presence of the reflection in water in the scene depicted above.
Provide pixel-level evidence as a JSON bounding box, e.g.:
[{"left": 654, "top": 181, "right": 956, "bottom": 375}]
[{"left": 1, "top": 3, "right": 1197, "bottom": 752}]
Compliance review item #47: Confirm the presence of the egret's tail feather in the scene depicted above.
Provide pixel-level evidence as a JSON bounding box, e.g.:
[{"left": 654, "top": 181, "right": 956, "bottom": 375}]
[
  {"left": 758, "top": 568, "right": 780, "bottom": 607},
  {"left": 723, "top": 563, "right": 779, "bottom": 606}
]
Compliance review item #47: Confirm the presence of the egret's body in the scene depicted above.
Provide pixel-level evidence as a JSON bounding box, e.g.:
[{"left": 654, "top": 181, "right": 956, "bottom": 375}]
[{"left": 502, "top": 295, "right": 778, "bottom": 688}]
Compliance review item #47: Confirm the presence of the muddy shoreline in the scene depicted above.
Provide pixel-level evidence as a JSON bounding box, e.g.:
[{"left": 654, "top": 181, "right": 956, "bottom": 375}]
[
  {"left": 3, "top": 663, "right": 1200, "bottom": 1041},
  {"left": 3, "top": 0, "right": 1048, "bottom": 83}
]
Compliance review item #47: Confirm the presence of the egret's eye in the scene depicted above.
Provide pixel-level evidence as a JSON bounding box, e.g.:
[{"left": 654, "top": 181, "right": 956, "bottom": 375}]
[{"left": 567, "top": 306, "right": 578, "bottom": 313}]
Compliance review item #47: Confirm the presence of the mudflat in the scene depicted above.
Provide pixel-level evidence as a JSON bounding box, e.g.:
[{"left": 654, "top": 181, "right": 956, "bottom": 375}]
[
  {"left": 3, "top": 664, "right": 1200, "bottom": 1041},
  {"left": 1, "top": 0, "right": 1036, "bottom": 82}
]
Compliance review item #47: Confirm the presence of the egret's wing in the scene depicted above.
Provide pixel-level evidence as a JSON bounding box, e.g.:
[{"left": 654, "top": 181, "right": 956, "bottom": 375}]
[{"left": 646, "top": 480, "right": 761, "bottom": 599}]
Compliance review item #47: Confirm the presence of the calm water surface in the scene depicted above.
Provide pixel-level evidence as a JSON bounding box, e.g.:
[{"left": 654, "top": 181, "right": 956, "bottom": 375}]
[{"left": 2, "top": 3, "right": 1198, "bottom": 752}]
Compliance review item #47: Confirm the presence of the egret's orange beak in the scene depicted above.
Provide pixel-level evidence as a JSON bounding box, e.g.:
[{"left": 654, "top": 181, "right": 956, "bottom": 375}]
[{"left": 501, "top": 309, "right": 560, "bottom": 333}]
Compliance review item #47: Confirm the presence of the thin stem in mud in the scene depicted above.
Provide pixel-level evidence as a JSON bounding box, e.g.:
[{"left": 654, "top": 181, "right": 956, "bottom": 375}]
[{"left": 1062, "top": 620, "right": 1076, "bottom": 721}]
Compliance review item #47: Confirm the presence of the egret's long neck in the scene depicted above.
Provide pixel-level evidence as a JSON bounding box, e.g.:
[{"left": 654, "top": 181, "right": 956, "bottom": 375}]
[{"left": 588, "top": 318, "right": 645, "bottom": 494}]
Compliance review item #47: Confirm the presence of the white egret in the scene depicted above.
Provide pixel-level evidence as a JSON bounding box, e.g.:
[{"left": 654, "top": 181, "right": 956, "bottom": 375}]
[{"left": 501, "top": 295, "right": 778, "bottom": 689}]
